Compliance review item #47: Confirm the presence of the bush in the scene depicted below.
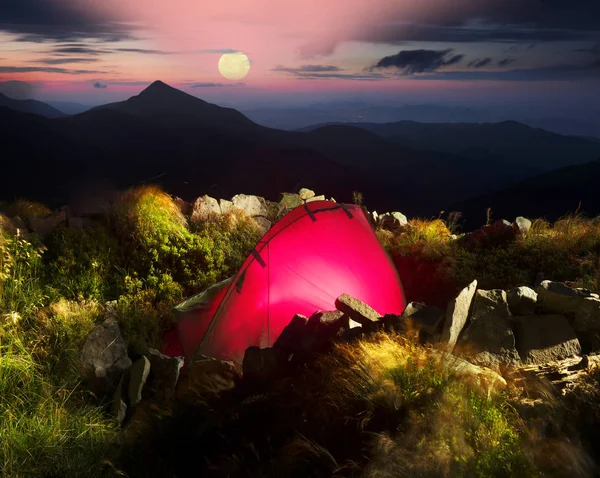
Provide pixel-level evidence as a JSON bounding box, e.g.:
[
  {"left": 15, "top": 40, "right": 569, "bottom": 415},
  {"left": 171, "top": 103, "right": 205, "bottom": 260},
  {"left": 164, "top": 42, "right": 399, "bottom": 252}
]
[{"left": 2, "top": 199, "right": 52, "bottom": 220}]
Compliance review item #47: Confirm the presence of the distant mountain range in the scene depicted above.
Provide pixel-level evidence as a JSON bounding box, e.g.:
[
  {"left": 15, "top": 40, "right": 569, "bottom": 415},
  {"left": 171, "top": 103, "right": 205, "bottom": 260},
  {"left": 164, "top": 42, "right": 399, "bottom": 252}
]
[
  {"left": 1, "top": 81, "right": 600, "bottom": 228},
  {"left": 0, "top": 92, "right": 65, "bottom": 118}
]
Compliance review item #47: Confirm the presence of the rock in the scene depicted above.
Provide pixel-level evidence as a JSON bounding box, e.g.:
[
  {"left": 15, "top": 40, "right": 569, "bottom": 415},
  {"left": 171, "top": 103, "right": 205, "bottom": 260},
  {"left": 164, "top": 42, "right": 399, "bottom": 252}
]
[
  {"left": 232, "top": 194, "right": 268, "bottom": 217},
  {"left": 459, "top": 289, "right": 521, "bottom": 368},
  {"left": 242, "top": 346, "right": 287, "bottom": 383},
  {"left": 537, "top": 281, "right": 600, "bottom": 332},
  {"left": 513, "top": 315, "right": 581, "bottom": 364},
  {"left": 252, "top": 216, "right": 272, "bottom": 235},
  {"left": 280, "top": 193, "right": 303, "bottom": 210},
  {"left": 174, "top": 197, "right": 193, "bottom": 216},
  {"left": 128, "top": 356, "right": 151, "bottom": 406},
  {"left": 515, "top": 216, "right": 532, "bottom": 235},
  {"left": 219, "top": 199, "right": 233, "bottom": 214},
  {"left": 306, "top": 195, "right": 326, "bottom": 203},
  {"left": 147, "top": 348, "right": 184, "bottom": 401},
  {"left": 378, "top": 212, "right": 408, "bottom": 230},
  {"left": 177, "top": 357, "right": 238, "bottom": 403},
  {"left": 273, "top": 314, "right": 309, "bottom": 354},
  {"left": 507, "top": 286, "right": 538, "bottom": 316},
  {"left": 335, "top": 294, "right": 381, "bottom": 325},
  {"left": 29, "top": 210, "right": 67, "bottom": 239},
  {"left": 400, "top": 302, "right": 445, "bottom": 336},
  {"left": 440, "top": 280, "right": 477, "bottom": 352},
  {"left": 80, "top": 317, "right": 132, "bottom": 395},
  {"left": 299, "top": 188, "right": 315, "bottom": 200},
  {"left": 379, "top": 313, "right": 402, "bottom": 332},
  {"left": 304, "top": 310, "right": 348, "bottom": 351},
  {"left": 191, "top": 195, "right": 220, "bottom": 222},
  {"left": 433, "top": 351, "right": 507, "bottom": 395}
]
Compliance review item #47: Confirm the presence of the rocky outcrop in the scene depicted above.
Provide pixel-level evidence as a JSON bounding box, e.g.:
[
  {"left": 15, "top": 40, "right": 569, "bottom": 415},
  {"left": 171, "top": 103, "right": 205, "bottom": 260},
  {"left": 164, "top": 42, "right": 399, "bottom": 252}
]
[
  {"left": 507, "top": 286, "right": 538, "bottom": 316},
  {"left": 400, "top": 302, "right": 445, "bottom": 340},
  {"left": 232, "top": 194, "right": 269, "bottom": 217},
  {"left": 440, "top": 280, "right": 477, "bottom": 352},
  {"left": 513, "top": 315, "right": 581, "bottom": 364},
  {"left": 458, "top": 289, "right": 521, "bottom": 368},
  {"left": 148, "top": 348, "right": 185, "bottom": 401},
  {"left": 128, "top": 356, "right": 151, "bottom": 406},
  {"left": 537, "top": 280, "right": 600, "bottom": 332},
  {"left": 80, "top": 317, "right": 132, "bottom": 395},
  {"left": 242, "top": 346, "right": 288, "bottom": 383},
  {"left": 191, "top": 195, "right": 220, "bottom": 222},
  {"left": 219, "top": 199, "right": 233, "bottom": 214}
]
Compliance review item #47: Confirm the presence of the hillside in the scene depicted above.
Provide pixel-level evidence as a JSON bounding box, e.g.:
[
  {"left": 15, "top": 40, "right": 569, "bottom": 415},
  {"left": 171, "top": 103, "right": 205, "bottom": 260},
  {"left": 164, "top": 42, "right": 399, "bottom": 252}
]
[
  {"left": 0, "top": 91, "right": 65, "bottom": 118},
  {"left": 2, "top": 186, "right": 600, "bottom": 477}
]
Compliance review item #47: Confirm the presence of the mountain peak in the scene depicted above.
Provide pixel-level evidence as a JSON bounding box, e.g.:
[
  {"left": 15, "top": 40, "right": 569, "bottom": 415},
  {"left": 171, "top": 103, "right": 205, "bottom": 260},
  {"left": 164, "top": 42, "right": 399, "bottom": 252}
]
[{"left": 140, "top": 80, "right": 180, "bottom": 97}]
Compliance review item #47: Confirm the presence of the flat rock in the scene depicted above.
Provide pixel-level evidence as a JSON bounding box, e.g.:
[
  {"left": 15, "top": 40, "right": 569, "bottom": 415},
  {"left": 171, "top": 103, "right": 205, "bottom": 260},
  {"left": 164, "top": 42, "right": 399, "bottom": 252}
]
[
  {"left": 459, "top": 289, "right": 521, "bottom": 368},
  {"left": 148, "top": 348, "right": 184, "bottom": 401},
  {"left": 335, "top": 294, "right": 381, "bottom": 325},
  {"left": 507, "top": 286, "right": 538, "bottom": 316},
  {"left": 306, "top": 195, "right": 326, "bottom": 203},
  {"left": 513, "top": 315, "right": 581, "bottom": 364},
  {"left": 537, "top": 280, "right": 600, "bottom": 332},
  {"left": 440, "top": 280, "right": 477, "bottom": 352},
  {"left": 128, "top": 356, "right": 151, "bottom": 406},
  {"left": 80, "top": 317, "right": 132, "bottom": 395},
  {"left": 191, "top": 195, "right": 220, "bottom": 222},
  {"left": 400, "top": 302, "right": 445, "bottom": 336},
  {"left": 232, "top": 194, "right": 268, "bottom": 217}
]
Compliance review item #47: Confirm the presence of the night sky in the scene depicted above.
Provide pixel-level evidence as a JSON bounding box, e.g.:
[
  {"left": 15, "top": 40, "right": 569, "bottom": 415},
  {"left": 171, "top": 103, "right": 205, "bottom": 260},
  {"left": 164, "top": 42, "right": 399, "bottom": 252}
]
[{"left": 0, "top": 0, "right": 599, "bottom": 113}]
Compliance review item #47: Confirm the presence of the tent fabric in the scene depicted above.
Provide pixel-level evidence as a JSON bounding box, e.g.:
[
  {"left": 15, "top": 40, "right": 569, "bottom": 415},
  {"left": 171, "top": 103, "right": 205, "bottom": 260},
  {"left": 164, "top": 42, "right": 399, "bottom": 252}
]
[{"left": 176, "top": 200, "right": 406, "bottom": 363}]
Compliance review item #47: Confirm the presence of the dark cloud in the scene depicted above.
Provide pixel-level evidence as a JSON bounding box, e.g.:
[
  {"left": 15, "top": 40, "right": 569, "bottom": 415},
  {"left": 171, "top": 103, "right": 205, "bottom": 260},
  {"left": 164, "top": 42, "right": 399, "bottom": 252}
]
[
  {"left": 294, "top": 73, "right": 385, "bottom": 81},
  {"left": 190, "top": 82, "right": 245, "bottom": 88},
  {"left": 498, "top": 58, "right": 516, "bottom": 67},
  {"left": 114, "top": 48, "right": 172, "bottom": 55},
  {"left": 33, "top": 57, "right": 100, "bottom": 65},
  {"left": 93, "top": 82, "right": 107, "bottom": 89},
  {"left": 197, "top": 49, "right": 240, "bottom": 54},
  {"left": 0, "top": 66, "right": 102, "bottom": 75},
  {"left": 468, "top": 58, "right": 492, "bottom": 68},
  {"left": 0, "top": 80, "right": 38, "bottom": 99},
  {"left": 51, "top": 46, "right": 111, "bottom": 56},
  {"left": 0, "top": 0, "right": 135, "bottom": 43},
  {"left": 370, "top": 49, "right": 464, "bottom": 75}
]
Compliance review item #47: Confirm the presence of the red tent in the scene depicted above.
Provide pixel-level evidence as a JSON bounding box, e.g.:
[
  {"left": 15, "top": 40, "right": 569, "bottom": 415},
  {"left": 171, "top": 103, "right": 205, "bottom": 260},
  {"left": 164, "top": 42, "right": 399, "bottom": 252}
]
[{"left": 175, "top": 200, "right": 406, "bottom": 363}]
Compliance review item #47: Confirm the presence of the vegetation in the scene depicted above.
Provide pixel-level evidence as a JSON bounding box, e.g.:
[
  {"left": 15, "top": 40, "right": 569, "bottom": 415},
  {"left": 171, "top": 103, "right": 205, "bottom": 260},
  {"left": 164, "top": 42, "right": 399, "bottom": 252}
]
[{"left": 1, "top": 187, "right": 600, "bottom": 476}]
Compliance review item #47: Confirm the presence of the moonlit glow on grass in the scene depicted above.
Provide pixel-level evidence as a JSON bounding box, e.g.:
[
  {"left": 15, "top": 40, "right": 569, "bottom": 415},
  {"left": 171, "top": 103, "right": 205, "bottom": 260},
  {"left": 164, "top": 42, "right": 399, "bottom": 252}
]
[{"left": 218, "top": 52, "right": 250, "bottom": 81}]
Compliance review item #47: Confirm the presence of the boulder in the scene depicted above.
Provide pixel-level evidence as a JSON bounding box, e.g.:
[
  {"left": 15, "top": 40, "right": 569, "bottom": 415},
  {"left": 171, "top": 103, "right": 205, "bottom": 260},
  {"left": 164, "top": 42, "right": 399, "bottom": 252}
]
[
  {"left": 252, "top": 216, "right": 272, "bottom": 235},
  {"left": 273, "top": 314, "right": 309, "bottom": 354},
  {"left": 513, "top": 315, "right": 581, "bottom": 364},
  {"left": 147, "top": 348, "right": 185, "bottom": 401},
  {"left": 335, "top": 294, "right": 381, "bottom": 326},
  {"left": 433, "top": 351, "right": 507, "bottom": 395},
  {"left": 177, "top": 357, "right": 238, "bottom": 403},
  {"left": 242, "top": 346, "right": 287, "bottom": 383},
  {"left": 515, "top": 216, "right": 532, "bottom": 235},
  {"left": 219, "top": 199, "right": 233, "bottom": 214},
  {"left": 507, "top": 286, "right": 538, "bottom": 316},
  {"left": 280, "top": 193, "right": 303, "bottom": 210},
  {"left": 537, "top": 281, "right": 600, "bottom": 332},
  {"left": 378, "top": 212, "right": 408, "bottom": 230},
  {"left": 191, "top": 195, "right": 220, "bottom": 222},
  {"left": 80, "top": 317, "right": 132, "bottom": 395},
  {"left": 299, "top": 188, "right": 315, "bottom": 200},
  {"left": 400, "top": 302, "right": 445, "bottom": 336},
  {"left": 304, "top": 310, "right": 348, "bottom": 351},
  {"left": 128, "top": 356, "right": 151, "bottom": 406},
  {"left": 459, "top": 289, "right": 521, "bottom": 368},
  {"left": 29, "top": 210, "right": 67, "bottom": 239},
  {"left": 232, "top": 194, "right": 268, "bottom": 217},
  {"left": 306, "top": 195, "right": 326, "bottom": 203},
  {"left": 440, "top": 280, "right": 477, "bottom": 352},
  {"left": 174, "top": 197, "right": 193, "bottom": 216}
]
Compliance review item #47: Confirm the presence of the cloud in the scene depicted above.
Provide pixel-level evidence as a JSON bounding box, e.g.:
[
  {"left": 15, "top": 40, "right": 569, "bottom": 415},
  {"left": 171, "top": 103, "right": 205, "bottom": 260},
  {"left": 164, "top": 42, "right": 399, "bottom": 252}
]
[
  {"left": 114, "top": 48, "right": 172, "bottom": 54},
  {"left": 93, "top": 81, "right": 107, "bottom": 89},
  {"left": 0, "top": 80, "right": 39, "bottom": 99},
  {"left": 468, "top": 58, "right": 492, "bottom": 68},
  {"left": 272, "top": 65, "right": 344, "bottom": 74},
  {"left": 370, "top": 49, "right": 464, "bottom": 75},
  {"left": 576, "top": 43, "right": 600, "bottom": 56},
  {"left": 0, "top": 66, "right": 103, "bottom": 75},
  {"left": 189, "top": 82, "right": 245, "bottom": 87},
  {"left": 498, "top": 58, "right": 516, "bottom": 67},
  {"left": 33, "top": 57, "right": 100, "bottom": 65},
  {"left": 197, "top": 49, "right": 240, "bottom": 54},
  {"left": 51, "top": 46, "right": 110, "bottom": 56}
]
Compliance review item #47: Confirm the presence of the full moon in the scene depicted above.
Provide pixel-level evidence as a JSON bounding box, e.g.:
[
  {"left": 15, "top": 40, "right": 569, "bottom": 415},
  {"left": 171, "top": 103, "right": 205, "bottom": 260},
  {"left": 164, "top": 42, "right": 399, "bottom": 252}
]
[{"left": 218, "top": 52, "right": 250, "bottom": 81}]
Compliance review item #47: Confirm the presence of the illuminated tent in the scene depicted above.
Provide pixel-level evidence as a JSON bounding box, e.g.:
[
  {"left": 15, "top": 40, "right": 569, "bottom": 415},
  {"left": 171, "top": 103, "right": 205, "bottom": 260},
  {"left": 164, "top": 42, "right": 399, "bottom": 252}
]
[{"left": 174, "top": 200, "right": 406, "bottom": 363}]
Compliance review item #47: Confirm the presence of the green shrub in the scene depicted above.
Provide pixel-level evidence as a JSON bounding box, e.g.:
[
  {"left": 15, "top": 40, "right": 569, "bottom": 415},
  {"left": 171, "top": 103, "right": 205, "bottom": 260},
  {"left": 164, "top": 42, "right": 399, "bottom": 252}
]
[{"left": 44, "top": 224, "right": 121, "bottom": 301}]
